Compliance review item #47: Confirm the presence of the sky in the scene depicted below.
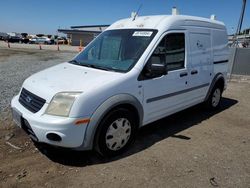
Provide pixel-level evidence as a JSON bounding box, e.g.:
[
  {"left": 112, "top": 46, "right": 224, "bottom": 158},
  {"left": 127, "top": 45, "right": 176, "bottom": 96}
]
[{"left": 0, "top": 0, "right": 249, "bottom": 35}]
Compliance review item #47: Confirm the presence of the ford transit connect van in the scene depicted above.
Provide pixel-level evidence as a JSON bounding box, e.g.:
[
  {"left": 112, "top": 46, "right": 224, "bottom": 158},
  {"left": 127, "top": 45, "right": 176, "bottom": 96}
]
[{"left": 11, "top": 14, "right": 229, "bottom": 156}]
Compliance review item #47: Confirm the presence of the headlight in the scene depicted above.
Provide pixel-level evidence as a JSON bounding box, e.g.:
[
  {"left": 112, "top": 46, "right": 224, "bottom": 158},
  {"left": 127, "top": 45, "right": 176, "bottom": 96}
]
[{"left": 45, "top": 92, "right": 81, "bottom": 117}]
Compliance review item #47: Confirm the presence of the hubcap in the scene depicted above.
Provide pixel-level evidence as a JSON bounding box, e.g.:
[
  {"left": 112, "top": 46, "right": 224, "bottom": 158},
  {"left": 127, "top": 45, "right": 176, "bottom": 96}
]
[
  {"left": 105, "top": 118, "right": 131, "bottom": 151},
  {"left": 212, "top": 88, "right": 221, "bottom": 107}
]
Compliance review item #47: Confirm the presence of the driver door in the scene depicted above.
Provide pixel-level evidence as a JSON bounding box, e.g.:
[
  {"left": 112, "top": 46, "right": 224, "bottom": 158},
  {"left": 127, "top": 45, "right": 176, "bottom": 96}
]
[{"left": 140, "top": 31, "right": 190, "bottom": 125}]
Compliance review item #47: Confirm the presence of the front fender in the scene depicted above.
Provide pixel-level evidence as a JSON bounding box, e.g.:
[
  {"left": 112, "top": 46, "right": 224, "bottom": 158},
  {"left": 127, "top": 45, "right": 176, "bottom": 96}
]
[{"left": 75, "top": 93, "right": 143, "bottom": 150}]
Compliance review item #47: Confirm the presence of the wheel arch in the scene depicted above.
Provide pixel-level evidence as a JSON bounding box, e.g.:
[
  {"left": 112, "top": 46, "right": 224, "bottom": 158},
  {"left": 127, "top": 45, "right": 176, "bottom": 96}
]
[
  {"left": 77, "top": 94, "right": 143, "bottom": 150},
  {"left": 205, "top": 73, "right": 226, "bottom": 101}
]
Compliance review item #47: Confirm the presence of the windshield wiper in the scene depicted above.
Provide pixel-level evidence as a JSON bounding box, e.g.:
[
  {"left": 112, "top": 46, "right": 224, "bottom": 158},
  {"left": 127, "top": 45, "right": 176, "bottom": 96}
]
[
  {"left": 68, "top": 59, "right": 80, "bottom": 65},
  {"left": 83, "top": 64, "right": 114, "bottom": 71},
  {"left": 69, "top": 60, "right": 118, "bottom": 72}
]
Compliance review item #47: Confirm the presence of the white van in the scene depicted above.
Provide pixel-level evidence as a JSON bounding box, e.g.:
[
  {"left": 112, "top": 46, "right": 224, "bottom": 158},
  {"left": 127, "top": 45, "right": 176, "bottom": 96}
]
[{"left": 11, "top": 14, "right": 229, "bottom": 156}]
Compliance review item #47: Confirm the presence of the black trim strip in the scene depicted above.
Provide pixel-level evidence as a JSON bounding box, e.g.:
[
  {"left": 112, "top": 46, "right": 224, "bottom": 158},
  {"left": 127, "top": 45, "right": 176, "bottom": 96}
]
[
  {"left": 214, "top": 60, "right": 228, "bottom": 64},
  {"left": 146, "top": 83, "right": 210, "bottom": 103}
]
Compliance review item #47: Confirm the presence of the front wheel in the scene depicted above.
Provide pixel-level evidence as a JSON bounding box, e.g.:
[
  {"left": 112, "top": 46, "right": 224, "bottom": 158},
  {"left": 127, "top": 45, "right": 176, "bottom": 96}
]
[{"left": 95, "top": 108, "right": 137, "bottom": 157}]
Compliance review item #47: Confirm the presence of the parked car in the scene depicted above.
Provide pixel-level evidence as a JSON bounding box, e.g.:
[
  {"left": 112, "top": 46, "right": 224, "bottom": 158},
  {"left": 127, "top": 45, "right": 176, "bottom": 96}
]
[
  {"left": 7, "top": 36, "right": 22, "bottom": 43},
  {"left": 11, "top": 14, "right": 229, "bottom": 157},
  {"left": 29, "top": 38, "right": 37, "bottom": 44},
  {"left": 21, "top": 38, "right": 29, "bottom": 44},
  {"left": 20, "top": 33, "right": 30, "bottom": 44},
  {"left": 29, "top": 37, "right": 53, "bottom": 45},
  {"left": 54, "top": 37, "right": 68, "bottom": 45},
  {"left": 0, "top": 32, "right": 8, "bottom": 40}
]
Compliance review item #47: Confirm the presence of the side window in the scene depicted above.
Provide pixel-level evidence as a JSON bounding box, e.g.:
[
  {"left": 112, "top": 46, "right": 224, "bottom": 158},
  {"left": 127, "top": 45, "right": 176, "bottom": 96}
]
[
  {"left": 139, "top": 32, "right": 185, "bottom": 80},
  {"left": 146, "top": 33, "right": 185, "bottom": 71},
  {"left": 150, "top": 37, "right": 166, "bottom": 65},
  {"left": 165, "top": 33, "right": 185, "bottom": 71}
]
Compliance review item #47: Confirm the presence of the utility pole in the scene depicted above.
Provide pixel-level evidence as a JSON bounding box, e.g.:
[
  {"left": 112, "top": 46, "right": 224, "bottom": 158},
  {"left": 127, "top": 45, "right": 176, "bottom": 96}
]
[{"left": 233, "top": 0, "right": 247, "bottom": 46}]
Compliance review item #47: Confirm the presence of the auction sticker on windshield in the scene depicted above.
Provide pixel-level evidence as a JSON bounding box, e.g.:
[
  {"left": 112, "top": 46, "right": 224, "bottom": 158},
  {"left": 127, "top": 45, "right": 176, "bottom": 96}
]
[{"left": 132, "top": 31, "right": 153, "bottom": 37}]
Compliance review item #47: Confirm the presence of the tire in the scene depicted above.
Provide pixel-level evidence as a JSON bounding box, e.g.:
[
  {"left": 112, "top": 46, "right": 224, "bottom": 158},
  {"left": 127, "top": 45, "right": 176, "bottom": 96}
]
[
  {"left": 205, "top": 84, "right": 222, "bottom": 110},
  {"left": 95, "top": 108, "right": 137, "bottom": 157}
]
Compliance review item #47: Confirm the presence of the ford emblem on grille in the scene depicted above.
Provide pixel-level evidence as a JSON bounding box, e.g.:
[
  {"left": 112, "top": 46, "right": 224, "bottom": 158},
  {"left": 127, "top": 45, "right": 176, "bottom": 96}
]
[
  {"left": 19, "top": 88, "right": 46, "bottom": 113},
  {"left": 25, "top": 96, "right": 32, "bottom": 103}
]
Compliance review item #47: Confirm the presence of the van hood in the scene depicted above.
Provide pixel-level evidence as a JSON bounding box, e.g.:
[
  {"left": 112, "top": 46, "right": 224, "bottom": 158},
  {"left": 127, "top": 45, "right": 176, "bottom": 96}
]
[{"left": 22, "top": 62, "right": 122, "bottom": 102}]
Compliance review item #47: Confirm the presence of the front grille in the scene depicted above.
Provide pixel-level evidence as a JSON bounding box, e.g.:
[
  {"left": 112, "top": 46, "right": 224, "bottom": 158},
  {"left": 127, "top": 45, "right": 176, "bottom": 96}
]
[{"left": 19, "top": 88, "right": 46, "bottom": 113}]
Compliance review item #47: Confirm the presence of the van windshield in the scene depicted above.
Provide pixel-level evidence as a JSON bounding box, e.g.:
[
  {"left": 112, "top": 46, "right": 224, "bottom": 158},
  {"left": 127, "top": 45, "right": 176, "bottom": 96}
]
[{"left": 71, "top": 29, "right": 157, "bottom": 72}]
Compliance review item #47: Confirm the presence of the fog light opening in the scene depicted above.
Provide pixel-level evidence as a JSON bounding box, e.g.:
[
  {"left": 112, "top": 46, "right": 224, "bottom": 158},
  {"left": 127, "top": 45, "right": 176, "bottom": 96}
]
[{"left": 46, "top": 133, "right": 62, "bottom": 142}]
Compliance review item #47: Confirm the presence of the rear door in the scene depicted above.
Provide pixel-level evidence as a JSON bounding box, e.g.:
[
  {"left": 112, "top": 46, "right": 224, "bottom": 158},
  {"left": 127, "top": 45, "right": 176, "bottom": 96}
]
[{"left": 188, "top": 30, "right": 212, "bottom": 102}]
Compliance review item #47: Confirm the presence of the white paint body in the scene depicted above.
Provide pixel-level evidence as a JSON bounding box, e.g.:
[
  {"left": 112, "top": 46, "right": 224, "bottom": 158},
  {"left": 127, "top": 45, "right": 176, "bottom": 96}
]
[{"left": 11, "top": 15, "right": 229, "bottom": 149}]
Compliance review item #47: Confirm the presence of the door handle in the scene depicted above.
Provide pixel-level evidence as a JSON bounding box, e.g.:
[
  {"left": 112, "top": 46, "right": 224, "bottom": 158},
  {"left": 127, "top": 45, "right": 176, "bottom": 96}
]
[
  {"left": 180, "top": 72, "right": 188, "bottom": 77},
  {"left": 191, "top": 70, "right": 198, "bottom": 75}
]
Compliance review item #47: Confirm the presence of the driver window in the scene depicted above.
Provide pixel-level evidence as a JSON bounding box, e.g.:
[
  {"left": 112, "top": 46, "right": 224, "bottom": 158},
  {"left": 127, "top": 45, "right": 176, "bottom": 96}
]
[
  {"left": 148, "top": 32, "right": 185, "bottom": 70},
  {"left": 165, "top": 33, "right": 185, "bottom": 71},
  {"left": 150, "top": 37, "right": 166, "bottom": 65}
]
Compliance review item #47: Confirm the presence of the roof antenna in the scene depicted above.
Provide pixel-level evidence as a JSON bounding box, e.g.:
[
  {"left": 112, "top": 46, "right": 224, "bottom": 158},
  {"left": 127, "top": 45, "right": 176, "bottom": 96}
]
[{"left": 132, "top": 4, "right": 143, "bottom": 21}]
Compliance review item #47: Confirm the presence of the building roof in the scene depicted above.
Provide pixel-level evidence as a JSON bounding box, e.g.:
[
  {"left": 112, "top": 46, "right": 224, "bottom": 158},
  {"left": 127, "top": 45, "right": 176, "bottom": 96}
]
[
  {"left": 58, "top": 29, "right": 102, "bottom": 35},
  {"left": 58, "top": 24, "right": 110, "bottom": 35},
  {"left": 70, "top": 24, "right": 110, "bottom": 29}
]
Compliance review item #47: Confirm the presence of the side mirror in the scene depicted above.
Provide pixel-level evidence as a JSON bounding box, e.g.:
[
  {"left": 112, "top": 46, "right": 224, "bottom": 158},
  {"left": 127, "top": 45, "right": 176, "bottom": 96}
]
[
  {"left": 150, "top": 63, "right": 167, "bottom": 75},
  {"left": 144, "top": 56, "right": 167, "bottom": 78}
]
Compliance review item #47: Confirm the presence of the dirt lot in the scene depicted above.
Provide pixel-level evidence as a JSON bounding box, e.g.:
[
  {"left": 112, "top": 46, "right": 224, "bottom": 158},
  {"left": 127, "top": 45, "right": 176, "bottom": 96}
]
[{"left": 0, "top": 48, "right": 249, "bottom": 188}]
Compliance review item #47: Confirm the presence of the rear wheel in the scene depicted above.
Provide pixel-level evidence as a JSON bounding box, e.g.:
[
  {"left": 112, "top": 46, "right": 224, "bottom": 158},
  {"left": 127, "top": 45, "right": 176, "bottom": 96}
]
[
  {"left": 205, "top": 85, "right": 222, "bottom": 110},
  {"left": 95, "top": 108, "right": 137, "bottom": 157}
]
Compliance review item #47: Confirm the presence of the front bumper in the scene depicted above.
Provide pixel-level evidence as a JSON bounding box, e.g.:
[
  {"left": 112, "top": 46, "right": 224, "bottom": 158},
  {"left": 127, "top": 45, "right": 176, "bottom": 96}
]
[{"left": 11, "top": 95, "right": 89, "bottom": 149}]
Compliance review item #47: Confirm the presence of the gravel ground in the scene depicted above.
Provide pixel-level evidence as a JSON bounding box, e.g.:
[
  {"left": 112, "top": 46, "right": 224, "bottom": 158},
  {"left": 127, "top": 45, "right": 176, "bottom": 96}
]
[
  {"left": 0, "top": 48, "right": 249, "bottom": 188},
  {"left": 0, "top": 47, "right": 77, "bottom": 113}
]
